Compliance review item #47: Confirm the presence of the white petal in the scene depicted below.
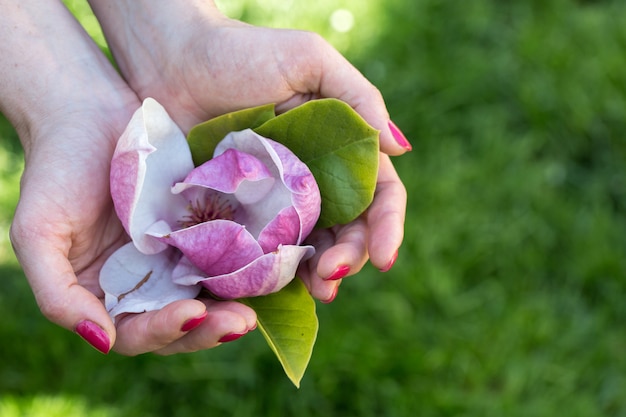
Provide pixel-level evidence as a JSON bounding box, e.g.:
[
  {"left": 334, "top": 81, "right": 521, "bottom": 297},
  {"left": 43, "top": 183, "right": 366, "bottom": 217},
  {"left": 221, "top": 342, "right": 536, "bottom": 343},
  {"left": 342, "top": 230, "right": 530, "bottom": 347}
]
[
  {"left": 99, "top": 242, "right": 201, "bottom": 319},
  {"left": 111, "top": 98, "right": 193, "bottom": 254}
]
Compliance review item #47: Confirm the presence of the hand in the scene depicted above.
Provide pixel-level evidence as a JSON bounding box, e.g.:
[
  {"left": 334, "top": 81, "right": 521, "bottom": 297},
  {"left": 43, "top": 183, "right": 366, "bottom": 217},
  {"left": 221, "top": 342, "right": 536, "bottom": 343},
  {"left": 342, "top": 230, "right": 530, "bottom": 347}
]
[
  {"left": 10, "top": 104, "right": 256, "bottom": 355},
  {"left": 89, "top": 0, "right": 409, "bottom": 302},
  {"left": 2, "top": 0, "right": 256, "bottom": 355}
]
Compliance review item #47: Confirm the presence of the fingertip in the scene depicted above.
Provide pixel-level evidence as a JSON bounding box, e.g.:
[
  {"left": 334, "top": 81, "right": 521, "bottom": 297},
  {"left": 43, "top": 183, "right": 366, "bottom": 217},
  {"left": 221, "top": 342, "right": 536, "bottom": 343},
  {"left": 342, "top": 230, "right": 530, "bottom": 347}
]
[
  {"left": 161, "top": 298, "right": 210, "bottom": 335},
  {"left": 324, "top": 264, "right": 351, "bottom": 281},
  {"left": 39, "top": 285, "right": 117, "bottom": 354},
  {"left": 368, "top": 232, "right": 404, "bottom": 273},
  {"left": 152, "top": 300, "right": 257, "bottom": 354},
  {"left": 75, "top": 319, "right": 112, "bottom": 354},
  {"left": 366, "top": 154, "right": 406, "bottom": 271},
  {"left": 218, "top": 332, "right": 248, "bottom": 343},
  {"left": 308, "top": 276, "right": 342, "bottom": 302},
  {"left": 314, "top": 43, "right": 410, "bottom": 156},
  {"left": 180, "top": 310, "right": 209, "bottom": 332},
  {"left": 387, "top": 120, "right": 412, "bottom": 152},
  {"left": 378, "top": 249, "right": 399, "bottom": 273},
  {"left": 113, "top": 299, "right": 208, "bottom": 355},
  {"left": 321, "top": 283, "right": 340, "bottom": 304}
]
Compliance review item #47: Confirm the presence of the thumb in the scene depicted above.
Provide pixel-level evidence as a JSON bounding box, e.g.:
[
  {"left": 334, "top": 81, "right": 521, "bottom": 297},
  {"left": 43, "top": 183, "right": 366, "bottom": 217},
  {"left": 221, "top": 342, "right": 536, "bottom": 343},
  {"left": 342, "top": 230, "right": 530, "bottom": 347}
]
[{"left": 310, "top": 35, "right": 412, "bottom": 155}]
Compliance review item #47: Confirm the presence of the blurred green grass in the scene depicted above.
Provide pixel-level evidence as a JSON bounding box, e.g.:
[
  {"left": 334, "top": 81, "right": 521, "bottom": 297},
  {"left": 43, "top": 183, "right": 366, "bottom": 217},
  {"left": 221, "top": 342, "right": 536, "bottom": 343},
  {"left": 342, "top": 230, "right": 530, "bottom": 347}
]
[{"left": 2, "top": 0, "right": 626, "bottom": 415}]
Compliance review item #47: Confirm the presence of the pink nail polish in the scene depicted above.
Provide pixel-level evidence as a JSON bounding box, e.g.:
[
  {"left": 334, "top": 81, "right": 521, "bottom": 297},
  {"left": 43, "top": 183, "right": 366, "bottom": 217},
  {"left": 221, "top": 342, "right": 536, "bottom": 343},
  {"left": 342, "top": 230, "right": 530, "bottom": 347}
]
[
  {"left": 181, "top": 311, "right": 208, "bottom": 332},
  {"left": 379, "top": 249, "right": 399, "bottom": 273},
  {"left": 75, "top": 320, "right": 111, "bottom": 354},
  {"left": 218, "top": 332, "right": 247, "bottom": 343},
  {"left": 321, "top": 286, "right": 339, "bottom": 304},
  {"left": 325, "top": 265, "right": 350, "bottom": 281},
  {"left": 388, "top": 121, "right": 412, "bottom": 151}
]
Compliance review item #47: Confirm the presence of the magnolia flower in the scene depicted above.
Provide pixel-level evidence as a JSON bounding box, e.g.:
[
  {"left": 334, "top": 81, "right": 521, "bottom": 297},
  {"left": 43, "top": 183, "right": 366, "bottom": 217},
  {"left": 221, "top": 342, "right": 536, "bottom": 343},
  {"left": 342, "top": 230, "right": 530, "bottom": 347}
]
[{"left": 100, "top": 98, "right": 320, "bottom": 318}]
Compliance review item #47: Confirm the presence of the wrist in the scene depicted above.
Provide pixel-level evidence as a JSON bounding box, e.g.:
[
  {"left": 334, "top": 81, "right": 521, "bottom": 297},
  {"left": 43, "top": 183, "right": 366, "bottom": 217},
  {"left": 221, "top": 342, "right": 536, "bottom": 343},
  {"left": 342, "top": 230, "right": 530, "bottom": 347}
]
[
  {"left": 0, "top": 1, "right": 136, "bottom": 153},
  {"left": 88, "top": 0, "right": 227, "bottom": 81}
]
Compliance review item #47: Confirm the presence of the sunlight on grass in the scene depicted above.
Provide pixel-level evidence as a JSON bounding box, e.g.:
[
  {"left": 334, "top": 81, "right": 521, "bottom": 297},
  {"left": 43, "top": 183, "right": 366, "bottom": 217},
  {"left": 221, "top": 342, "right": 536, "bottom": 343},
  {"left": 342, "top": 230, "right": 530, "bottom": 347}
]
[
  {"left": 2, "top": 1, "right": 626, "bottom": 416},
  {"left": 0, "top": 395, "right": 117, "bottom": 417},
  {"left": 62, "top": 0, "right": 388, "bottom": 57},
  {"left": 215, "top": 0, "right": 387, "bottom": 56},
  {"left": 0, "top": 143, "right": 21, "bottom": 265},
  {"left": 62, "top": 0, "right": 106, "bottom": 48}
]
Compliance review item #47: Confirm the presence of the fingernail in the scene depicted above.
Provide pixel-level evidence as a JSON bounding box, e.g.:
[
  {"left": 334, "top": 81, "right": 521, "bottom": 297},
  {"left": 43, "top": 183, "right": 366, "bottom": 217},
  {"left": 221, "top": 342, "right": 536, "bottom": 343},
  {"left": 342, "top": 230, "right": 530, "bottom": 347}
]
[
  {"left": 180, "top": 311, "right": 208, "bottom": 332},
  {"left": 321, "top": 286, "right": 339, "bottom": 304},
  {"left": 388, "top": 120, "right": 412, "bottom": 151},
  {"left": 379, "top": 249, "right": 399, "bottom": 273},
  {"left": 75, "top": 320, "right": 111, "bottom": 354},
  {"left": 218, "top": 332, "right": 247, "bottom": 343},
  {"left": 325, "top": 264, "right": 350, "bottom": 281}
]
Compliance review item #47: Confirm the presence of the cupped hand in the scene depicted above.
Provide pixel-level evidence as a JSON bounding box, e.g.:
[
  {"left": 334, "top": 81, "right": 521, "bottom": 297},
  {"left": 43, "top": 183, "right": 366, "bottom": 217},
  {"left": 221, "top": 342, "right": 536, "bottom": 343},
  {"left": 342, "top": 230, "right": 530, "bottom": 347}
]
[
  {"left": 90, "top": 2, "right": 409, "bottom": 302},
  {"left": 3, "top": 0, "right": 260, "bottom": 355},
  {"left": 9, "top": 86, "right": 256, "bottom": 356}
]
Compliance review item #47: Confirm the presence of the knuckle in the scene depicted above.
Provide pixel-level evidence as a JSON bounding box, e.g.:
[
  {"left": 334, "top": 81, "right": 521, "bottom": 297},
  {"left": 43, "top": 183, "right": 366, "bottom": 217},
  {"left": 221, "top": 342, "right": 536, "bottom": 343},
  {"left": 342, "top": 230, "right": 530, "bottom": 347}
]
[{"left": 37, "top": 296, "right": 68, "bottom": 324}]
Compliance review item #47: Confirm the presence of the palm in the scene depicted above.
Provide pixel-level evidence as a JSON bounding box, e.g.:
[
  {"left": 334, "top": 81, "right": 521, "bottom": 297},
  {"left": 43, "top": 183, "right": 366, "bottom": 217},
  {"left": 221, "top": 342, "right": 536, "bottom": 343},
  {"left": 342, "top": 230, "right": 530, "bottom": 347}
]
[
  {"left": 14, "top": 124, "right": 126, "bottom": 297},
  {"left": 62, "top": 153, "right": 127, "bottom": 298}
]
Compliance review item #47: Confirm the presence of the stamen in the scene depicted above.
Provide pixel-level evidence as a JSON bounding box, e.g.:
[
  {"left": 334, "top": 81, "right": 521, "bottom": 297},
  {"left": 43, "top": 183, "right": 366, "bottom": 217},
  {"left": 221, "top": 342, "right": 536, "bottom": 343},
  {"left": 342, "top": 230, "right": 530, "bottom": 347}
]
[{"left": 179, "top": 193, "right": 235, "bottom": 228}]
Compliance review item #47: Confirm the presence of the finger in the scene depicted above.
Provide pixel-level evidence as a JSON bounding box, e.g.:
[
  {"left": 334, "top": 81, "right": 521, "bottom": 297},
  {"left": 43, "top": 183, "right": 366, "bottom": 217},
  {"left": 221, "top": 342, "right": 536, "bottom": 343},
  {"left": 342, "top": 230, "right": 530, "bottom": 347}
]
[
  {"left": 300, "top": 217, "right": 369, "bottom": 302},
  {"left": 154, "top": 299, "right": 257, "bottom": 355},
  {"left": 113, "top": 298, "right": 255, "bottom": 356},
  {"left": 366, "top": 153, "right": 407, "bottom": 271},
  {"left": 299, "top": 228, "right": 339, "bottom": 302},
  {"left": 112, "top": 298, "right": 204, "bottom": 355},
  {"left": 304, "top": 34, "right": 412, "bottom": 155},
  {"left": 10, "top": 220, "right": 116, "bottom": 354}
]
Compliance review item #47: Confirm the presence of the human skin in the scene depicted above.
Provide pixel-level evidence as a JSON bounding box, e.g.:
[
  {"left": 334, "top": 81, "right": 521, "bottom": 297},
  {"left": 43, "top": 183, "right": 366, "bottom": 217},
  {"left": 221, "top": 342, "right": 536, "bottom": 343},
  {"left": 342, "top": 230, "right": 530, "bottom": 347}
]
[
  {"left": 88, "top": 0, "right": 409, "bottom": 304},
  {"left": 3, "top": 0, "right": 408, "bottom": 356},
  {"left": 1, "top": 0, "right": 257, "bottom": 356}
]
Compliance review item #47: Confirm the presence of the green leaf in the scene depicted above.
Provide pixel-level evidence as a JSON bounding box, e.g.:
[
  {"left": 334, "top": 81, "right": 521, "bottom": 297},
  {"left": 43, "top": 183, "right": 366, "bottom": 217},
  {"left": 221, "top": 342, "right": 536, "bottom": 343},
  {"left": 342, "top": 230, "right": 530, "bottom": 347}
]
[
  {"left": 254, "top": 99, "right": 379, "bottom": 228},
  {"left": 240, "top": 279, "right": 318, "bottom": 388},
  {"left": 186, "top": 100, "right": 380, "bottom": 385},
  {"left": 187, "top": 104, "right": 276, "bottom": 166}
]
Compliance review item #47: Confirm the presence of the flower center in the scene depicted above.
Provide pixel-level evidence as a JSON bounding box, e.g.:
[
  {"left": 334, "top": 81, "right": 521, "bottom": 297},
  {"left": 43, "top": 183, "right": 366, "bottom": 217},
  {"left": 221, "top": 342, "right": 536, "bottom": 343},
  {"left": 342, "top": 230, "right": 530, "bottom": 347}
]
[{"left": 179, "top": 193, "right": 235, "bottom": 228}]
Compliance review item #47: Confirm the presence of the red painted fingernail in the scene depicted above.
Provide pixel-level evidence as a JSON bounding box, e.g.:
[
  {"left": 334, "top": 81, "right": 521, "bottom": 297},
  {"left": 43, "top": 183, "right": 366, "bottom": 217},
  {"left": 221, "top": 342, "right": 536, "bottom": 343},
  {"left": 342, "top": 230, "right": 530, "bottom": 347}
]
[
  {"left": 181, "top": 311, "right": 208, "bottom": 332},
  {"left": 325, "top": 264, "right": 350, "bottom": 281},
  {"left": 321, "top": 286, "right": 339, "bottom": 304},
  {"left": 380, "top": 249, "right": 399, "bottom": 272},
  {"left": 218, "top": 332, "right": 247, "bottom": 343},
  {"left": 75, "top": 320, "right": 111, "bottom": 354},
  {"left": 388, "top": 120, "right": 412, "bottom": 151}
]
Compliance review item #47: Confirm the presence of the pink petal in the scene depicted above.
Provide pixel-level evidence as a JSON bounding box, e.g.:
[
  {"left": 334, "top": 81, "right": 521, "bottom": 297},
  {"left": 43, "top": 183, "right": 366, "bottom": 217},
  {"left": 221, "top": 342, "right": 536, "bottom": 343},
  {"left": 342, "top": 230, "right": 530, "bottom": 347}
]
[
  {"left": 174, "top": 244, "right": 316, "bottom": 299},
  {"left": 99, "top": 243, "right": 201, "bottom": 319},
  {"left": 162, "top": 220, "right": 264, "bottom": 276},
  {"left": 215, "top": 129, "right": 321, "bottom": 243},
  {"left": 172, "top": 148, "right": 274, "bottom": 203},
  {"left": 111, "top": 98, "right": 193, "bottom": 254},
  {"left": 270, "top": 141, "right": 321, "bottom": 241},
  {"left": 256, "top": 205, "right": 300, "bottom": 252},
  {"left": 170, "top": 148, "right": 276, "bottom": 235}
]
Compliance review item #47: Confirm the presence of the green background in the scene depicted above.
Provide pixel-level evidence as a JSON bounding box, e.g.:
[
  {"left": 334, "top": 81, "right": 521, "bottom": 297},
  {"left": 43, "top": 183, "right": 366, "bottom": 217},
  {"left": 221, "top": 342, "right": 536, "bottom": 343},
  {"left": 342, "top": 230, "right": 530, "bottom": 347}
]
[{"left": 2, "top": 0, "right": 626, "bottom": 415}]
